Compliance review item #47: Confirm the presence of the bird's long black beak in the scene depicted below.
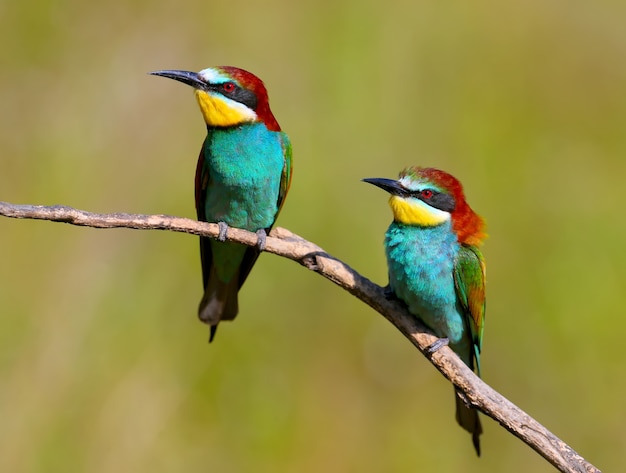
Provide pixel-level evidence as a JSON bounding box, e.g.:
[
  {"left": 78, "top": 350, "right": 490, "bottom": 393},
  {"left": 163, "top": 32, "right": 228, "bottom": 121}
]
[
  {"left": 149, "top": 70, "right": 206, "bottom": 89},
  {"left": 362, "top": 177, "right": 408, "bottom": 197}
]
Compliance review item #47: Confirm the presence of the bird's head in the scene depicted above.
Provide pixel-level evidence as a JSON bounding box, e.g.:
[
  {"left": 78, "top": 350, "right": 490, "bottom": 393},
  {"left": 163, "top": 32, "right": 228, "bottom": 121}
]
[
  {"left": 150, "top": 66, "right": 280, "bottom": 131},
  {"left": 363, "top": 167, "right": 486, "bottom": 246}
]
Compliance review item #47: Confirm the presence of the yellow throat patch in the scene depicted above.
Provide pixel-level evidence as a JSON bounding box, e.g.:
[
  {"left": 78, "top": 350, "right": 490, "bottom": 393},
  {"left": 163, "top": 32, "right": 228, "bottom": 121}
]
[
  {"left": 389, "top": 195, "right": 450, "bottom": 226},
  {"left": 194, "top": 90, "right": 256, "bottom": 127}
]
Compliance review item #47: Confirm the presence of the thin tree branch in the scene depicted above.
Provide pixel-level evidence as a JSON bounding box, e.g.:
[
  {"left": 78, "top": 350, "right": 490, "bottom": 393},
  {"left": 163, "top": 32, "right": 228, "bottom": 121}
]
[{"left": 0, "top": 201, "right": 600, "bottom": 473}]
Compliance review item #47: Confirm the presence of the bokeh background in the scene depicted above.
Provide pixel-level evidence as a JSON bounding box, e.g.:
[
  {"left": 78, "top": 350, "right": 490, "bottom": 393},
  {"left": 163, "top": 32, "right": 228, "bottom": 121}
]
[{"left": 1, "top": 0, "right": 624, "bottom": 471}]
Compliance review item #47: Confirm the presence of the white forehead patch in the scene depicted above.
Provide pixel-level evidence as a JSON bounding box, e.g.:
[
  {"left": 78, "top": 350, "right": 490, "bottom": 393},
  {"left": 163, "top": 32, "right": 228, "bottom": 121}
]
[
  {"left": 398, "top": 174, "right": 444, "bottom": 194},
  {"left": 198, "top": 67, "right": 231, "bottom": 85},
  {"left": 398, "top": 175, "right": 423, "bottom": 192}
]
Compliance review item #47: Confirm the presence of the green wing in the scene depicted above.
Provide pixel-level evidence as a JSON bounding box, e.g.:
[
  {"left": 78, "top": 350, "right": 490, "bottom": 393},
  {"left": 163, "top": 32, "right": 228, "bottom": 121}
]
[
  {"left": 276, "top": 132, "right": 293, "bottom": 215},
  {"left": 195, "top": 144, "right": 212, "bottom": 290},
  {"left": 453, "top": 244, "right": 486, "bottom": 375}
]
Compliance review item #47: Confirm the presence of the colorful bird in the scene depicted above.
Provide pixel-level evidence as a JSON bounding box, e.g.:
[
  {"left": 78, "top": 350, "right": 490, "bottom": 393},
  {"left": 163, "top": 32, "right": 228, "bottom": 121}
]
[
  {"left": 363, "top": 166, "right": 486, "bottom": 455},
  {"left": 151, "top": 66, "right": 292, "bottom": 342}
]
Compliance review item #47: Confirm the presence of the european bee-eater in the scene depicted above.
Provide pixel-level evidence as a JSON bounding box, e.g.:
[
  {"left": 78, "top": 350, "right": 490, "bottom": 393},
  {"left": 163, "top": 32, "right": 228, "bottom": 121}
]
[
  {"left": 363, "top": 166, "right": 486, "bottom": 455},
  {"left": 151, "top": 66, "right": 292, "bottom": 342}
]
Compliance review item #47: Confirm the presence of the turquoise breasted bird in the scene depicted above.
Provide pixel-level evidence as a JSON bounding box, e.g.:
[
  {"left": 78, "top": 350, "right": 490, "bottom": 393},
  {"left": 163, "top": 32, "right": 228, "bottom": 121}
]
[
  {"left": 150, "top": 66, "right": 292, "bottom": 342},
  {"left": 363, "top": 167, "right": 486, "bottom": 455}
]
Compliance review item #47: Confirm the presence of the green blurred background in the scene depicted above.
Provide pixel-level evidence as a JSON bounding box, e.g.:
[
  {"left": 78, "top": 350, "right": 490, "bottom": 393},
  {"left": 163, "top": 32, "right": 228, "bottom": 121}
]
[{"left": 1, "top": 0, "right": 624, "bottom": 471}]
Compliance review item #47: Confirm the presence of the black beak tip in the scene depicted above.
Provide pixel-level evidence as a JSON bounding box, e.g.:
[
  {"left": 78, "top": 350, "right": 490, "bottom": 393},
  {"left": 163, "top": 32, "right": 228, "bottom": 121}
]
[
  {"left": 148, "top": 70, "right": 204, "bottom": 89},
  {"left": 148, "top": 70, "right": 168, "bottom": 77},
  {"left": 362, "top": 177, "right": 404, "bottom": 195}
]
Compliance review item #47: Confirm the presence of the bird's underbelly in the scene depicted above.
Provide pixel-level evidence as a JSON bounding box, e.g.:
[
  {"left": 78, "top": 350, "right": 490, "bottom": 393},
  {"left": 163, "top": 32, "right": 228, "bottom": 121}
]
[
  {"left": 204, "top": 175, "right": 281, "bottom": 283},
  {"left": 204, "top": 180, "right": 280, "bottom": 231}
]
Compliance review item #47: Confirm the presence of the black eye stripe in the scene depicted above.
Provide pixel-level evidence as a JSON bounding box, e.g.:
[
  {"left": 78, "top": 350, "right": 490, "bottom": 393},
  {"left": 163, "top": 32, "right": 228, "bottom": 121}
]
[
  {"left": 409, "top": 189, "right": 456, "bottom": 212},
  {"left": 207, "top": 83, "right": 258, "bottom": 110}
]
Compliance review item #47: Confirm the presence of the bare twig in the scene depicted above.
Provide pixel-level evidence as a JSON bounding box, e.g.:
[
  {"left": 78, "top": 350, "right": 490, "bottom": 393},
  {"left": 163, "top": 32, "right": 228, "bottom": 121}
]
[{"left": 0, "top": 201, "right": 600, "bottom": 473}]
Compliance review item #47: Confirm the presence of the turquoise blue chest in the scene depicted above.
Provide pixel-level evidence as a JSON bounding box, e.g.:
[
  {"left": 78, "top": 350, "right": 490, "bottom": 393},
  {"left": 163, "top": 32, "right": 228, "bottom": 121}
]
[
  {"left": 385, "top": 222, "right": 466, "bottom": 344},
  {"left": 201, "top": 123, "right": 285, "bottom": 231}
]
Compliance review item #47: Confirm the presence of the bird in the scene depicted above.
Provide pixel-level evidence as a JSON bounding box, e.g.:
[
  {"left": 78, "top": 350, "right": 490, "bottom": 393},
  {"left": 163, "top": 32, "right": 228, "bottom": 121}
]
[
  {"left": 363, "top": 166, "right": 486, "bottom": 455},
  {"left": 150, "top": 66, "right": 292, "bottom": 342}
]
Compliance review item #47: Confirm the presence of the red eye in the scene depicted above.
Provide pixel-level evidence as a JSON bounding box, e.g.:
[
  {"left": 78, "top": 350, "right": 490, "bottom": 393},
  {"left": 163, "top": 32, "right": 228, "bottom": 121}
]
[
  {"left": 222, "top": 82, "right": 236, "bottom": 93},
  {"left": 421, "top": 189, "right": 433, "bottom": 199}
]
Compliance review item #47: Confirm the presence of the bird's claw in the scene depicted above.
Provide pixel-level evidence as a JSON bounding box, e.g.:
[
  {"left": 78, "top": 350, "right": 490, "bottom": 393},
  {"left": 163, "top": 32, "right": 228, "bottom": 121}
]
[
  {"left": 383, "top": 285, "right": 398, "bottom": 301},
  {"left": 217, "top": 222, "right": 229, "bottom": 242},
  {"left": 256, "top": 229, "right": 267, "bottom": 251},
  {"left": 426, "top": 337, "right": 449, "bottom": 354}
]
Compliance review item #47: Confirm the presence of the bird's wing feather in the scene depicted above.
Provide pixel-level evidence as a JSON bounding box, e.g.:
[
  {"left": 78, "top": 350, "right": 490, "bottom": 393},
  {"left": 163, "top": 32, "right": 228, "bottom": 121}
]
[
  {"left": 236, "top": 248, "right": 261, "bottom": 289},
  {"left": 453, "top": 244, "right": 486, "bottom": 375},
  {"left": 195, "top": 144, "right": 213, "bottom": 289},
  {"left": 276, "top": 132, "right": 293, "bottom": 215}
]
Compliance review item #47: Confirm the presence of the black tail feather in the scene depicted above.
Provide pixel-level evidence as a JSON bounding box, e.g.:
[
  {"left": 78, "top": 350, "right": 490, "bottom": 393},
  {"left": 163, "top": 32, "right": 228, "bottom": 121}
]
[
  {"left": 209, "top": 324, "right": 218, "bottom": 343},
  {"left": 455, "top": 389, "right": 482, "bottom": 456}
]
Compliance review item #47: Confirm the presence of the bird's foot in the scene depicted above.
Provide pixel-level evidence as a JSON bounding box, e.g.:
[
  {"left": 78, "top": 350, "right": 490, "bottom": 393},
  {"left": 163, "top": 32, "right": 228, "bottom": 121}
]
[
  {"left": 426, "top": 337, "right": 449, "bottom": 354},
  {"left": 383, "top": 285, "right": 398, "bottom": 301},
  {"left": 217, "top": 221, "right": 229, "bottom": 242},
  {"left": 256, "top": 229, "right": 267, "bottom": 251}
]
